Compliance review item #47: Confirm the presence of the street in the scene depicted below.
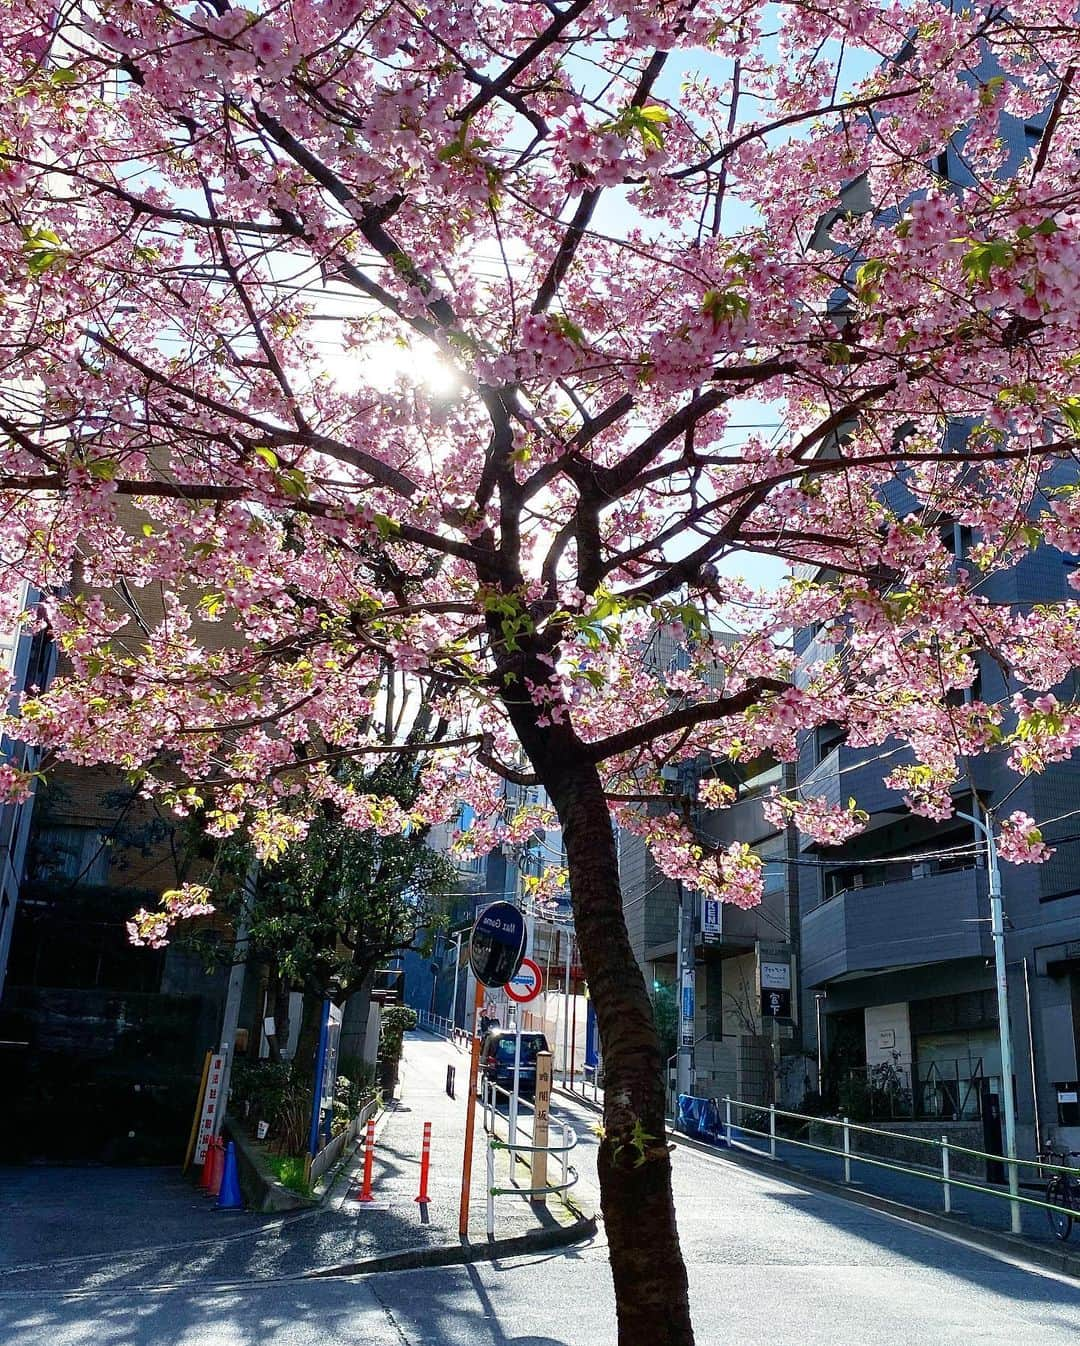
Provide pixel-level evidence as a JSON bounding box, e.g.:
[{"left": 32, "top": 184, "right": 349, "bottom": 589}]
[{"left": 3, "top": 1039, "right": 1080, "bottom": 1344}]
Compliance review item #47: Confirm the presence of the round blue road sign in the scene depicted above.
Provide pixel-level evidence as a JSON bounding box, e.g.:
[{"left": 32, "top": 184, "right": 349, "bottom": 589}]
[{"left": 469, "top": 901, "right": 527, "bottom": 988}]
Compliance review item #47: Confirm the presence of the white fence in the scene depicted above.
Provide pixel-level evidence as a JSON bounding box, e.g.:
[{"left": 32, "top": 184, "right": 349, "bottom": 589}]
[
  {"left": 309, "top": 1095, "right": 379, "bottom": 1185},
  {"left": 417, "top": 1010, "right": 458, "bottom": 1040},
  {"left": 482, "top": 1077, "right": 579, "bottom": 1238}
]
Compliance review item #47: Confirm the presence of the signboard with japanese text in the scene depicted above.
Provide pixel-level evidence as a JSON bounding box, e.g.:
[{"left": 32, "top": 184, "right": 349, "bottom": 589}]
[
  {"left": 758, "top": 955, "right": 792, "bottom": 1020},
  {"left": 193, "top": 1052, "right": 226, "bottom": 1164}
]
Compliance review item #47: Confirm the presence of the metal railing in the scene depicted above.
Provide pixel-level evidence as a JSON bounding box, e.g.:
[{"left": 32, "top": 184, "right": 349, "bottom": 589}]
[
  {"left": 482, "top": 1077, "right": 579, "bottom": 1238},
  {"left": 417, "top": 1010, "right": 456, "bottom": 1039},
  {"left": 720, "top": 1095, "right": 1080, "bottom": 1232},
  {"left": 482, "top": 1076, "right": 537, "bottom": 1150},
  {"left": 559, "top": 1063, "right": 603, "bottom": 1106}
]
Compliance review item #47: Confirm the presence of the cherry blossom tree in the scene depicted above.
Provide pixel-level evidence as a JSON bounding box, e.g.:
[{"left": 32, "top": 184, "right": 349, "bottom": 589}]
[{"left": 2, "top": 2, "right": 1079, "bottom": 1340}]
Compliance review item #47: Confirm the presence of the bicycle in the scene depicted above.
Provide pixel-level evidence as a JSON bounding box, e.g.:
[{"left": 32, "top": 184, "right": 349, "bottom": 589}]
[{"left": 1039, "top": 1148, "right": 1080, "bottom": 1241}]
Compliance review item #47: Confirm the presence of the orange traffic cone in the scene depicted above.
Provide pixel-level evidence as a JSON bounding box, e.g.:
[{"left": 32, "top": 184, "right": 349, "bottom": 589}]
[
  {"left": 208, "top": 1138, "right": 226, "bottom": 1196},
  {"left": 198, "top": 1137, "right": 217, "bottom": 1190}
]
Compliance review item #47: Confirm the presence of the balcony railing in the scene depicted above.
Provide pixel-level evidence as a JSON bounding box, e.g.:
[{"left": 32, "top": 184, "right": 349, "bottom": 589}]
[
  {"left": 802, "top": 866, "right": 989, "bottom": 985},
  {"left": 822, "top": 859, "right": 977, "bottom": 906}
]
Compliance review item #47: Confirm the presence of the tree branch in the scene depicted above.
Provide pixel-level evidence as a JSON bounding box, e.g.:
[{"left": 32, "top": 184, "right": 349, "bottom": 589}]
[{"left": 585, "top": 679, "right": 789, "bottom": 762}]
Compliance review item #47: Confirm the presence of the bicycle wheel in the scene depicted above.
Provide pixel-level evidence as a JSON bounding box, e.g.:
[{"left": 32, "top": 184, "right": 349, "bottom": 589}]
[{"left": 1046, "top": 1175, "right": 1074, "bottom": 1241}]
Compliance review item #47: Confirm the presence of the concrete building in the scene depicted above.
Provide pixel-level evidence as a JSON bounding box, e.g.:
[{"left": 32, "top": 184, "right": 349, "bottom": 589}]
[
  {"left": 0, "top": 585, "right": 57, "bottom": 1002},
  {"left": 796, "top": 534, "right": 1080, "bottom": 1157},
  {"left": 413, "top": 780, "right": 583, "bottom": 1066},
  {"left": 618, "top": 757, "right": 804, "bottom": 1108},
  {"left": 616, "top": 625, "right": 805, "bottom": 1107},
  {"left": 794, "top": 68, "right": 1078, "bottom": 1158}
]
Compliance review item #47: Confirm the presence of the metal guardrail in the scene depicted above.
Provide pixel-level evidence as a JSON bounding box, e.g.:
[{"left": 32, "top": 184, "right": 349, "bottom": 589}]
[
  {"left": 579, "top": 1064, "right": 602, "bottom": 1103},
  {"left": 417, "top": 1011, "right": 456, "bottom": 1040},
  {"left": 721, "top": 1095, "right": 1080, "bottom": 1230},
  {"left": 309, "top": 1096, "right": 378, "bottom": 1185},
  {"left": 560, "top": 1064, "right": 602, "bottom": 1106},
  {"left": 482, "top": 1077, "right": 579, "bottom": 1238}
]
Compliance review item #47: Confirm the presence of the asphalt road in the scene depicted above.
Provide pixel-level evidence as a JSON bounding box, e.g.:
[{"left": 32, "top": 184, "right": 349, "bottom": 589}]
[{"left": 4, "top": 1088, "right": 1080, "bottom": 1345}]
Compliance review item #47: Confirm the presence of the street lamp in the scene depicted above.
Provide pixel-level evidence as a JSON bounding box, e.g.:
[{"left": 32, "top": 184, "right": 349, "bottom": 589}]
[{"left": 956, "top": 806, "right": 1021, "bottom": 1234}]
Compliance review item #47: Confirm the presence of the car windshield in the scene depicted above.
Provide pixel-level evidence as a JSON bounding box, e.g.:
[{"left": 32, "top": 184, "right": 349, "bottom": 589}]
[{"left": 494, "top": 1035, "right": 543, "bottom": 1064}]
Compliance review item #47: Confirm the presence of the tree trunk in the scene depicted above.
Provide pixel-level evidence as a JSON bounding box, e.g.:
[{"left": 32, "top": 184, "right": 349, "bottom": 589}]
[
  {"left": 295, "top": 987, "right": 327, "bottom": 1072},
  {"left": 541, "top": 756, "right": 695, "bottom": 1346}
]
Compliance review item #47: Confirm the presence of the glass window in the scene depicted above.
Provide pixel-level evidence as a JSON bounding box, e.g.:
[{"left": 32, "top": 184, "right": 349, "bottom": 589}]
[{"left": 30, "top": 826, "right": 110, "bottom": 886}]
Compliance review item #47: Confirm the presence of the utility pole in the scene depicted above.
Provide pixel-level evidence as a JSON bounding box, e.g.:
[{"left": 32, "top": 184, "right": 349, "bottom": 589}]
[
  {"left": 675, "top": 760, "right": 699, "bottom": 1102},
  {"left": 212, "top": 859, "right": 256, "bottom": 1138},
  {"left": 957, "top": 806, "right": 1021, "bottom": 1234},
  {"left": 676, "top": 881, "right": 697, "bottom": 1101},
  {"left": 449, "top": 929, "right": 463, "bottom": 1032}
]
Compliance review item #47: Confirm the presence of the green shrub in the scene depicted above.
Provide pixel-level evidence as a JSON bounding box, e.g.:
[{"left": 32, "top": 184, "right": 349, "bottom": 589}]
[
  {"left": 334, "top": 1057, "right": 376, "bottom": 1114},
  {"left": 266, "top": 1154, "right": 313, "bottom": 1198},
  {"left": 379, "top": 1005, "right": 418, "bottom": 1065},
  {"left": 230, "top": 1059, "right": 312, "bottom": 1153}
]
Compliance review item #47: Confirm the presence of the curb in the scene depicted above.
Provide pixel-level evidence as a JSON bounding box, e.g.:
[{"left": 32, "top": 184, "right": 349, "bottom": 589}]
[
  {"left": 554, "top": 1087, "right": 1080, "bottom": 1281},
  {"left": 555, "top": 1085, "right": 602, "bottom": 1114},
  {"left": 303, "top": 1210, "right": 598, "bottom": 1279}
]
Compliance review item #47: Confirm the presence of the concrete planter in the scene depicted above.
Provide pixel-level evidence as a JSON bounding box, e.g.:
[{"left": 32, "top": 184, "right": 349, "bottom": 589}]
[{"left": 224, "top": 1095, "right": 379, "bottom": 1212}]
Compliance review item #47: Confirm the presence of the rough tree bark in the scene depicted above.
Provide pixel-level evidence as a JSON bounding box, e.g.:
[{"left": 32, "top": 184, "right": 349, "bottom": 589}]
[{"left": 541, "top": 753, "right": 695, "bottom": 1346}]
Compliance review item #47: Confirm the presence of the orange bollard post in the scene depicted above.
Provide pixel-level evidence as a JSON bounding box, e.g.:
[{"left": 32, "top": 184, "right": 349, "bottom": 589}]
[
  {"left": 353, "top": 1117, "right": 376, "bottom": 1202},
  {"left": 414, "top": 1122, "right": 432, "bottom": 1204}
]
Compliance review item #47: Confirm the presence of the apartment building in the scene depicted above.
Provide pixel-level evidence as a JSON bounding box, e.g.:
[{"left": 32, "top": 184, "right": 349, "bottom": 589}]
[
  {"left": 0, "top": 584, "right": 56, "bottom": 1002},
  {"left": 616, "top": 624, "right": 805, "bottom": 1106},
  {"left": 797, "top": 531, "right": 1080, "bottom": 1155}
]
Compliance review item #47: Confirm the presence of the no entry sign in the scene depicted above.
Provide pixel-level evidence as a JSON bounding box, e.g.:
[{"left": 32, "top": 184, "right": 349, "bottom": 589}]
[{"left": 505, "top": 956, "right": 543, "bottom": 1004}]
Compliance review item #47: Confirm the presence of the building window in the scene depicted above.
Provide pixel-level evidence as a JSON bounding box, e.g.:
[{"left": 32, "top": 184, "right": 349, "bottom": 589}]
[
  {"left": 29, "top": 825, "right": 111, "bottom": 887},
  {"left": 938, "top": 523, "right": 973, "bottom": 561},
  {"left": 815, "top": 724, "right": 845, "bottom": 764}
]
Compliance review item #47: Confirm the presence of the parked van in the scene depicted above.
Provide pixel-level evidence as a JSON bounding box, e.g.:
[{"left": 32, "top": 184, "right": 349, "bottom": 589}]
[{"left": 479, "top": 1029, "right": 550, "bottom": 1096}]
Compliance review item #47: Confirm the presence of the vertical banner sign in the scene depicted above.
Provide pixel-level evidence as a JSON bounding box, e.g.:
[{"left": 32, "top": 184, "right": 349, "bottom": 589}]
[
  {"left": 584, "top": 999, "right": 600, "bottom": 1070},
  {"left": 194, "top": 1053, "right": 226, "bottom": 1165},
  {"left": 680, "top": 969, "right": 695, "bottom": 1048},
  {"left": 531, "top": 1050, "right": 553, "bottom": 1205},
  {"left": 701, "top": 897, "right": 722, "bottom": 945},
  {"left": 183, "top": 1050, "right": 213, "bottom": 1171},
  {"left": 321, "top": 1002, "right": 343, "bottom": 1144}
]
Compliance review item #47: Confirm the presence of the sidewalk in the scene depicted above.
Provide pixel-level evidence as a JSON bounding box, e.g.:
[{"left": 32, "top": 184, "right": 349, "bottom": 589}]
[
  {"left": 311, "top": 1029, "right": 586, "bottom": 1273},
  {"left": 0, "top": 1032, "right": 591, "bottom": 1296},
  {"left": 557, "top": 1079, "right": 1078, "bottom": 1263}
]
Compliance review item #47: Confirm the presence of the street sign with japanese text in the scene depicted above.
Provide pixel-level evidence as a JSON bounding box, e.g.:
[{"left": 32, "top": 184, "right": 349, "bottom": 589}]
[{"left": 193, "top": 1052, "right": 226, "bottom": 1164}]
